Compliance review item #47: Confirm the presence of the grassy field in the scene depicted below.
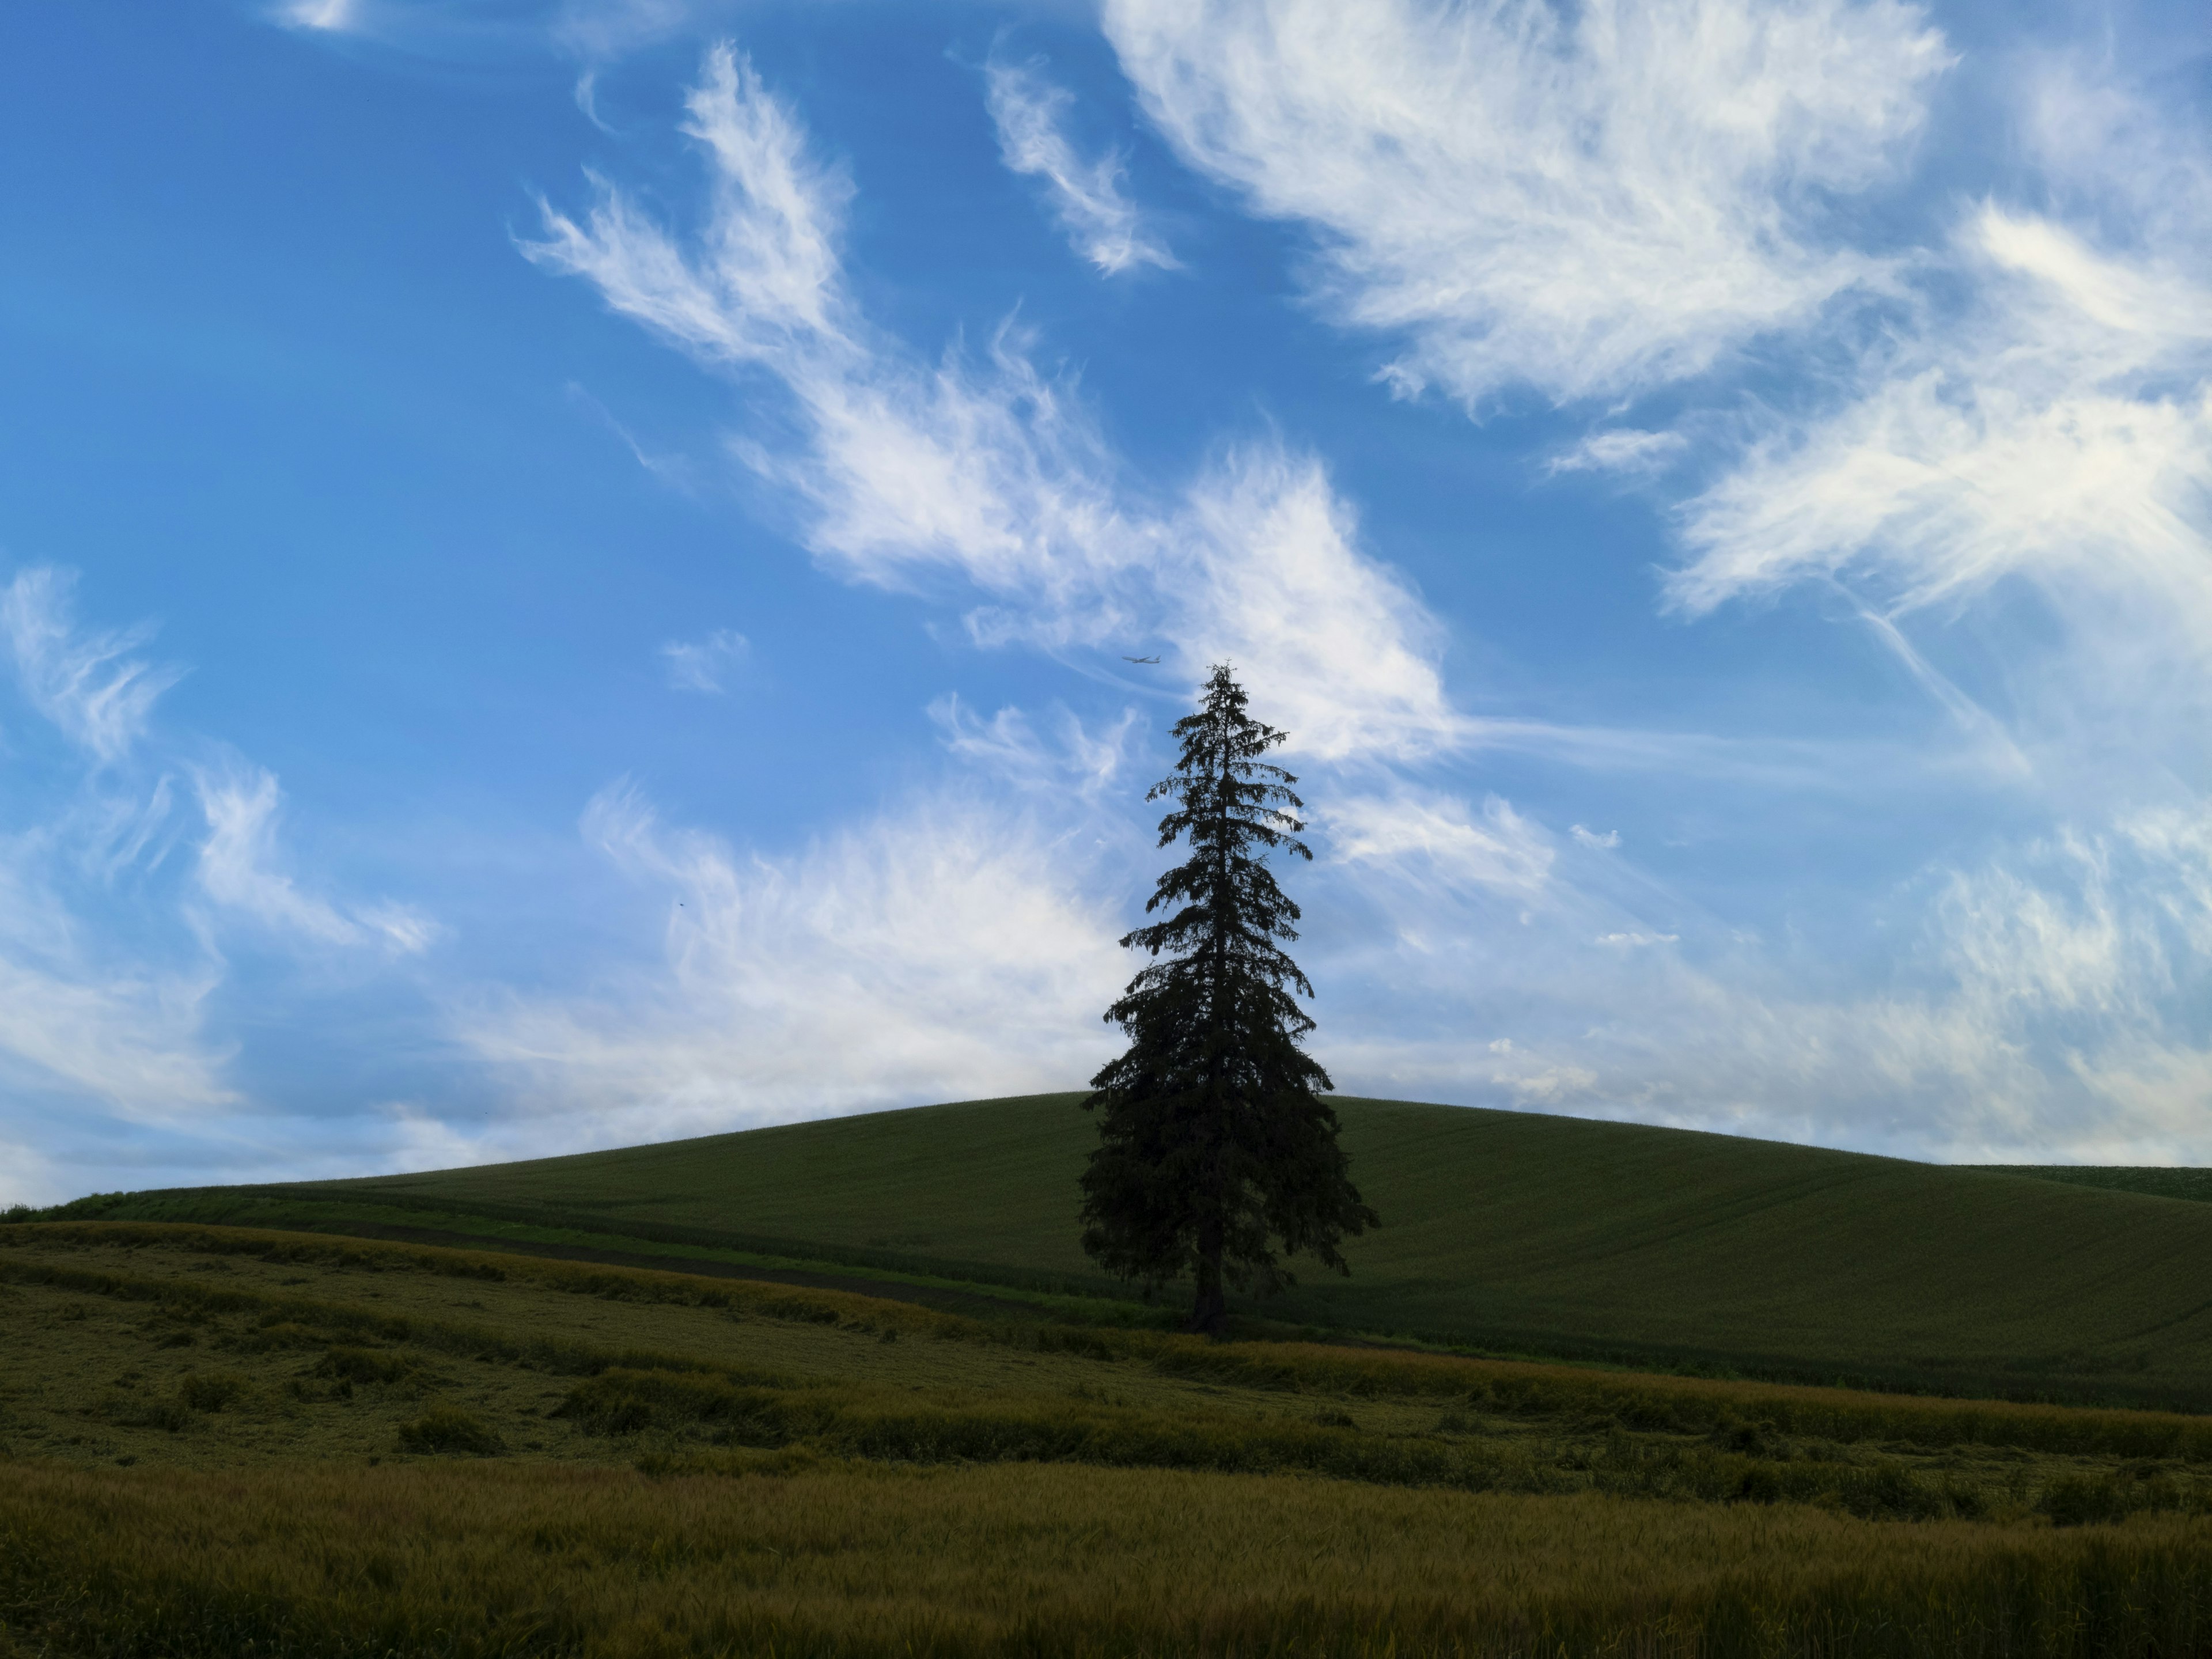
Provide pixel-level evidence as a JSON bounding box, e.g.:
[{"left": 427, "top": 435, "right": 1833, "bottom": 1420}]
[
  {"left": 60, "top": 1094, "right": 2212, "bottom": 1408},
  {"left": 8, "top": 1219, "right": 2212, "bottom": 1656},
  {"left": 1991, "top": 1166, "right": 2212, "bottom": 1205}
]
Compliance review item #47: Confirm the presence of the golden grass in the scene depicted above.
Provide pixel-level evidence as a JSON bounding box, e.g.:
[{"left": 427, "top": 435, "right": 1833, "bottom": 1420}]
[
  {"left": 7, "top": 1459, "right": 2212, "bottom": 1658},
  {"left": 10, "top": 1222, "right": 2212, "bottom": 1655}
]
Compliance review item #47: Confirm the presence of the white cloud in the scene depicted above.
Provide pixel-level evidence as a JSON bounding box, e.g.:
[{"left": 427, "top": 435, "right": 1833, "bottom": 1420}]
[
  {"left": 196, "top": 767, "right": 361, "bottom": 946},
  {"left": 1, "top": 567, "right": 183, "bottom": 763},
  {"left": 357, "top": 902, "right": 444, "bottom": 956},
  {"left": 1677, "top": 206, "right": 2212, "bottom": 635},
  {"left": 1671, "top": 198, "right": 2212, "bottom": 804},
  {"left": 551, "top": 0, "right": 710, "bottom": 65},
  {"left": 0, "top": 950, "right": 233, "bottom": 1124},
  {"left": 372, "top": 1099, "right": 497, "bottom": 1174},
  {"left": 272, "top": 0, "right": 361, "bottom": 31},
  {"left": 985, "top": 58, "right": 1176, "bottom": 276},
  {"left": 523, "top": 46, "right": 1141, "bottom": 620},
  {"left": 1548, "top": 429, "right": 1688, "bottom": 477},
  {"left": 661, "top": 627, "right": 749, "bottom": 692},
  {"left": 459, "top": 781, "right": 1128, "bottom": 1139},
  {"left": 1497, "top": 1063, "right": 1600, "bottom": 1106},
  {"left": 1332, "top": 790, "right": 1553, "bottom": 896},
  {"left": 0, "top": 1139, "right": 56, "bottom": 1209},
  {"left": 1166, "top": 449, "right": 1461, "bottom": 763},
  {"left": 0, "top": 819, "right": 233, "bottom": 1124},
  {"left": 266, "top": 0, "right": 719, "bottom": 63},
  {"left": 1315, "top": 793, "right": 2212, "bottom": 1163},
  {"left": 525, "top": 43, "right": 1466, "bottom": 764},
  {"left": 0, "top": 571, "right": 445, "bottom": 1137},
  {"left": 1105, "top": 0, "right": 1948, "bottom": 404},
  {"left": 193, "top": 764, "right": 436, "bottom": 955},
  {"left": 929, "top": 694, "right": 1137, "bottom": 798},
  {"left": 1570, "top": 824, "right": 1621, "bottom": 850},
  {"left": 2016, "top": 55, "right": 2212, "bottom": 253}
]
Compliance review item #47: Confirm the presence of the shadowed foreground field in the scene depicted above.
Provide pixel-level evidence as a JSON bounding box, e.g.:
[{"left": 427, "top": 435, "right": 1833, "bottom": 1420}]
[
  {"left": 12, "top": 1460, "right": 2212, "bottom": 1659},
  {"left": 7, "top": 1221, "right": 2212, "bottom": 1656},
  {"left": 76, "top": 1094, "right": 2212, "bottom": 1407}
]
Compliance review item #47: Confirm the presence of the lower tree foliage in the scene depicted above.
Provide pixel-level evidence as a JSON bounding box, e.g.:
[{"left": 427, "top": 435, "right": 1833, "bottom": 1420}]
[{"left": 1081, "top": 664, "right": 1377, "bottom": 1333}]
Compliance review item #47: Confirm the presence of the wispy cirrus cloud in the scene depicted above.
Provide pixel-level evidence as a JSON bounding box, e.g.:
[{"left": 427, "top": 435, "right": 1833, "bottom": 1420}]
[
  {"left": 1677, "top": 207, "right": 2212, "bottom": 632},
  {"left": 0, "top": 567, "right": 437, "bottom": 1200},
  {"left": 271, "top": 0, "right": 362, "bottom": 31},
  {"left": 1, "top": 568, "right": 183, "bottom": 764},
  {"left": 1328, "top": 54, "right": 2210, "bottom": 1162},
  {"left": 660, "top": 627, "right": 749, "bottom": 693},
  {"left": 522, "top": 46, "right": 1138, "bottom": 616},
  {"left": 193, "top": 764, "right": 437, "bottom": 955},
  {"left": 928, "top": 694, "right": 1138, "bottom": 800},
  {"left": 0, "top": 576, "right": 230, "bottom": 1141},
  {"left": 1547, "top": 429, "right": 1688, "bottom": 478},
  {"left": 1672, "top": 194, "right": 2212, "bottom": 806},
  {"left": 456, "top": 778, "right": 1128, "bottom": 1141},
  {"left": 1164, "top": 449, "right": 1458, "bottom": 764},
  {"left": 985, "top": 57, "right": 1176, "bottom": 277},
  {"left": 1105, "top": 0, "right": 1948, "bottom": 406},
  {"left": 266, "top": 0, "right": 730, "bottom": 61},
  {"left": 0, "top": 933, "right": 233, "bottom": 1131},
  {"left": 207, "top": 2, "right": 2212, "bottom": 1185},
  {"left": 505, "top": 35, "right": 2193, "bottom": 1176},
  {"left": 1313, "top": 787, "right": 2212, "bottom": 1165},
  {"left": 523, "top": 42, "right": 1468, "bottom": 766},
  {"left": 1331, "top": 790, "right": 1554, "bottom": 899}
]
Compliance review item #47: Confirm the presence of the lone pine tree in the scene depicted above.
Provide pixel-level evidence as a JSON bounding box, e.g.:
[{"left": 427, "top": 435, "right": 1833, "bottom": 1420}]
[{"left": 1080, "top": 664, "right": 1377, "bottom": 1335}]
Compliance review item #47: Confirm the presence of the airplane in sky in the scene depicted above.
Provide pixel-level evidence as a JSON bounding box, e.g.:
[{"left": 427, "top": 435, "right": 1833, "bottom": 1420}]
[{"left": 1121, "top": 654, "right": 1161, "bottom": 664}]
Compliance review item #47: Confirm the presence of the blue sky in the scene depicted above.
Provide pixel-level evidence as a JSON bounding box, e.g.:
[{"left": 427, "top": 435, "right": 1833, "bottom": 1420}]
[{"left": 4, "top": 0, "right": 2211, "bottom": 1204}]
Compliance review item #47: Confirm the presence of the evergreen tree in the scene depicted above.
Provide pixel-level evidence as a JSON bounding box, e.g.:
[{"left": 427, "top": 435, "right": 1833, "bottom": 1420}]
[{"left": 1080, "top": 664, "right": 1377, "bottom": 1334}]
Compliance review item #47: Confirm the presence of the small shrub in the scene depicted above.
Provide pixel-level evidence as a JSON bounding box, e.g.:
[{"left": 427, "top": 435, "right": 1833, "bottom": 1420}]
[
  {"left": 1313, "top": 1409, "right": 1357, "bottom": 1429},
  {"left": 1714, "top": 1420, "right": 1779, "bottom": 1457},
  {"left": 179, "top": 1373, "right": 246, "bottom": 1412},
  {"left": 1831, "top": 1461, "right": 1943, "bottom": 1521},
  {"left": 316, "top": 1346, "right": 411, "bottom": 1385},
  {"left": 556, "top": 1369, "right": 789, "bottom": 1442},
  {"left": 397, "top": 1406, "right": 504, "bottom": 1457},
  {"left": 237, "top": 1321, "right": 321, "bottom": 1354},
  {"left": 97, "top": 1394, "right": 191, "bottom": 1433},
  {"left": 2042, "top": 1474, "right": 2133, "bottom": 1527},
  {"left": 1734, "top": 1466, "right": 1782, "bottom": 1505}
]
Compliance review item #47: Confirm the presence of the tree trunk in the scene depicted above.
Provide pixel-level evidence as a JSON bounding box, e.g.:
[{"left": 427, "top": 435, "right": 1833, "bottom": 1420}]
[{"left": 1185, "top": 1222, "right": 1226, "bottom": 1335}]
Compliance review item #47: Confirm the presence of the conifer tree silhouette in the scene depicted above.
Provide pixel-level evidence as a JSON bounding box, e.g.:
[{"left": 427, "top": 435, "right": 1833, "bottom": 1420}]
[{"left": 1080, "top": 664, "right": 1377, "bottom": 1334}]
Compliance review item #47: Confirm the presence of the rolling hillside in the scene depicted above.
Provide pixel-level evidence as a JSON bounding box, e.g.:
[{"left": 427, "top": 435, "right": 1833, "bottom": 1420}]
[
  {"left": 70, "top": 1094, "right": 2212, "bottom": 1408},
  {"left": 1988, "top": 1165, "right": 2212, "bottom": 1205}
]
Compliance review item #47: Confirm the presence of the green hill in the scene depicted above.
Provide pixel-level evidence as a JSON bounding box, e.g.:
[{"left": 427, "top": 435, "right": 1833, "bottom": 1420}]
[
  {"left": 63, "top": 1094, "right": 2212, "bottom": 1409},
  {"left": 1983, "top": 1165, "right": 2212, "bottom": 1205}
]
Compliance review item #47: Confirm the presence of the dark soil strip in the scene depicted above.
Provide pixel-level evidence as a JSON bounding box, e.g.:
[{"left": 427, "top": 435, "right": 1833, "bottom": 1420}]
[{"left": 283, "top": 1220, "right": 1052, "bottom": 1320}]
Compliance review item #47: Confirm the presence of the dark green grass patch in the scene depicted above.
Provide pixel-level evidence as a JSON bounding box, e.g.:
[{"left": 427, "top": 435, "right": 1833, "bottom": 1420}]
[
  {"left": 1990, "top": 1166, "right": 2212, "bottom": 1206},
  {"left": 397, "top": 1405, "right": 505, "bottom": 1457}
]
